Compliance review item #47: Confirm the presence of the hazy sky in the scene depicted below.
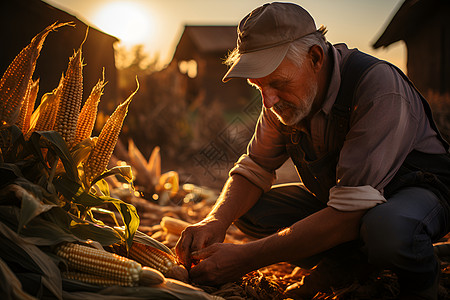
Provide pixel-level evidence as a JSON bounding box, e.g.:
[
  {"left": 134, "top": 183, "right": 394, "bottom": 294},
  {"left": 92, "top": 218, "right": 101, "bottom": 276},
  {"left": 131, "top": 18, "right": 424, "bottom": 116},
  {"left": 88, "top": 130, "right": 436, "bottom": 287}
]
[{"left": 43, "top": 0, "right": 406, "bottom": 70}]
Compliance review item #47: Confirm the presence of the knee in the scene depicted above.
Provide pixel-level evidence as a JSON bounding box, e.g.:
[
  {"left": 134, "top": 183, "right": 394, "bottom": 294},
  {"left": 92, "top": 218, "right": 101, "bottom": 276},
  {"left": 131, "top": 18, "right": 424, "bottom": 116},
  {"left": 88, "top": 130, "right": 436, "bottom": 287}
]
[{"left": 360, "top": 207, "right": 416, "bottom": 266}]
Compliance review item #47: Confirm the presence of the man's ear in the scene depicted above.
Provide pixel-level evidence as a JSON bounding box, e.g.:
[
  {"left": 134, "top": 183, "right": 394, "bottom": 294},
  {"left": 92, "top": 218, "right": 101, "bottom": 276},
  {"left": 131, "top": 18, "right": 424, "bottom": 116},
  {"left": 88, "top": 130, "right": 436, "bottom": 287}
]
[{"left": 309, "top": 45, "right": 324, "bottom": 71}]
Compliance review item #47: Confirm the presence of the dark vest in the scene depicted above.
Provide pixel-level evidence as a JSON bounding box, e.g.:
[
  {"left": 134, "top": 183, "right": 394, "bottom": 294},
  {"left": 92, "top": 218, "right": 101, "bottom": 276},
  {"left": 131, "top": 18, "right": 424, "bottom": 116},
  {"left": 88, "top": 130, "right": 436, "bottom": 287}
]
[{"left": 283, "top": 49, "right": 450, "bottom": 212}]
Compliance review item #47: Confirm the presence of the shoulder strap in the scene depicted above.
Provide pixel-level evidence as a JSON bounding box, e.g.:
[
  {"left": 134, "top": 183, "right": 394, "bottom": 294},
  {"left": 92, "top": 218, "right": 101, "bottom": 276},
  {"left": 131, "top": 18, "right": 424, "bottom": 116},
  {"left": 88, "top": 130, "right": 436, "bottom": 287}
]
[
  {"left": 329, "top": 49, "right": 449, "bottom": 153},
  {"left": 334, "top": 50, "right": 381, "bottom": 111},
  {"left": 327, "top": 50, "right": 381, "bottom": 150}
]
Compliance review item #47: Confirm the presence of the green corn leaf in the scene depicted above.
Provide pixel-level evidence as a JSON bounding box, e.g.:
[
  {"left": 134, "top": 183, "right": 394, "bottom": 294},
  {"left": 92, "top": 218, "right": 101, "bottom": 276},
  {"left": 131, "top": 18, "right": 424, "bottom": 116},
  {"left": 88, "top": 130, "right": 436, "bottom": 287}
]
[
  {"left": 29, "top": 131, "right": 77, "bottom": 181},
  {"left": 70, "top": 137, "right": 95, "bottom": 168},
  {"left": 0, "top": 172, "right": 58, "bottom": 230},
  {"left": 0, "top": 206, "right": 79, "bottom": 246},
  {"left": 42, "top": 205, "right": 121, "bottom": 246},
  {"left": 44, "top": 206, "right": 122, "bottom": 246},
  {"left": 89, "top": 207, "right": 119, "bottom": 228},
  {"left": 132, "top": 230, "right": 174, "bottom": 256},
  {"left": 90, "top": 165, "right": 133, "bottom": 189},
  {"left": 0, "top": 257, "right": 37, "bottom": 300},
  {"left": 53, "top": 175, "right": 136, "bottom": 247},
  {"left": 54, "top": 175, "right": 104, "bottom": 207},
  {"left": 99, "top": 195, "right": 139, "bottom": 251},
  {"left": 0, "top": 163, "right": 23, "bottom": 190},
  {"left": 93, "top": 179, "right": 110, "bottom": 197},
  {"left": 69, "top": 221, "right": 122, "bottom": 246},
  {"left": 0, "top": 125, "right": 26, "bottom": 162},
  {"left": 12, "top": 183, "right": 56, "bottom": 231},
  {"left": 0, "top": 221, "right": 63, "bottom": 299}
]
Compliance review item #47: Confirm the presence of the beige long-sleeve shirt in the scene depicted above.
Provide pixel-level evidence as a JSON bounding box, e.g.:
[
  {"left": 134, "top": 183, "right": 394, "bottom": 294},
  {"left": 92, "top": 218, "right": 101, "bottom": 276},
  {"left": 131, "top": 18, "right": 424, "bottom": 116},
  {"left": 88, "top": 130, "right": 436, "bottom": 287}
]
[{"left": 230, "top": 43, "right": 446, "bottom": 211}]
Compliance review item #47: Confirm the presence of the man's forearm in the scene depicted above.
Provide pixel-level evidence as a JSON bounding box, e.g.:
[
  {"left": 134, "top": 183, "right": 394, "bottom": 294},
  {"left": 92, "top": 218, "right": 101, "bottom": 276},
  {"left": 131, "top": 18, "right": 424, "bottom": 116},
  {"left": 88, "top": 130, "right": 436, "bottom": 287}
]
[
  {"left": 244, "top": 206, "right": 367, "bottom": 269},
  {"left": 207, "top": 174, "right": 263, "bottom": 227}
]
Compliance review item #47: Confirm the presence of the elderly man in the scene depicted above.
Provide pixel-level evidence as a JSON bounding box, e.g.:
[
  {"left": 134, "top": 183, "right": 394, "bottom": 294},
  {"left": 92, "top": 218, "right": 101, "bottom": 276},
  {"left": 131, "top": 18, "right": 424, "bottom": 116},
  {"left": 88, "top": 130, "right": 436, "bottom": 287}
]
[{"left": 175, "top": 2, "right": 450, "bottom": 299}]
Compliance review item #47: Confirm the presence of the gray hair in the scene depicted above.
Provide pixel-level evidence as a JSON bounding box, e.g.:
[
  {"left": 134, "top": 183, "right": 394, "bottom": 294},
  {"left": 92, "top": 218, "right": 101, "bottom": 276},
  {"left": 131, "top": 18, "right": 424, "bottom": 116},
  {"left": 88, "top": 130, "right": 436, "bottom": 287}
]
[
  {"left": 224, "top": 47, "right": 240, "bottom": 67},
  {"left": 285, "top": 26, "right": 329, "bottom": 68}
]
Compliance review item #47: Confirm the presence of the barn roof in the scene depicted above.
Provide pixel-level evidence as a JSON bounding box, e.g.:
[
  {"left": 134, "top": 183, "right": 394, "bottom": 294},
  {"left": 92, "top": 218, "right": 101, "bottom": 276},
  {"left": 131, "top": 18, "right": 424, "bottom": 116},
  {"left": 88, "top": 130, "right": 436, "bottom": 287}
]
[
  {"left": 172, "top": 25, "right": 237, "bottom": 61},
  {"left": 373, "top": 0, "right": 448, "bottom": 49},
  {"left": 1, "top": 0, "right": 118, "bottom": 43},
  {"left": 0, "top": 0, "right": 120, "bottom": 106}
]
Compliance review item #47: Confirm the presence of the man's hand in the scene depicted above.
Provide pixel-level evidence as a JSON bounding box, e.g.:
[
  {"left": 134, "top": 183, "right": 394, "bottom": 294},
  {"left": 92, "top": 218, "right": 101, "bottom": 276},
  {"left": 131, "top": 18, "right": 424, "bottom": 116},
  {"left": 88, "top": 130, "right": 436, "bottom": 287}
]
[
  {"left": 174, "top": 217, "right": 228, "bottom": 269},
  {"left": 189, "top": 242, "right": 254, "bottom": 285}
]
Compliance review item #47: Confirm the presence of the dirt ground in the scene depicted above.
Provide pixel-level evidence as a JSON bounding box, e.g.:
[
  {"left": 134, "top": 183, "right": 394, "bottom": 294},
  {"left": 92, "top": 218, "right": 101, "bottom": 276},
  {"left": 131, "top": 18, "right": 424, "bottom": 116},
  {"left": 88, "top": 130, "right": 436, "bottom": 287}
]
[
  {"left": 110, "top": 141, "right": 450, "bottom": 299},
  {"left": 119, "top": 184, "right": 450, "bottom": 300}
]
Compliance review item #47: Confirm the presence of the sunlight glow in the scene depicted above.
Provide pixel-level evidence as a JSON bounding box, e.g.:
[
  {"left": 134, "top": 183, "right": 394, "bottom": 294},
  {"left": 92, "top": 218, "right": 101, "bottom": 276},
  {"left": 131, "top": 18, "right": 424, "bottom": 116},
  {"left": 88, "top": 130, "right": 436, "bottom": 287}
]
[
  {"left": 93, "top": 2, "right": 154, "bottom": 46},
  {"left": 277, "top": 227, "right": 292, "bottom": 237}
]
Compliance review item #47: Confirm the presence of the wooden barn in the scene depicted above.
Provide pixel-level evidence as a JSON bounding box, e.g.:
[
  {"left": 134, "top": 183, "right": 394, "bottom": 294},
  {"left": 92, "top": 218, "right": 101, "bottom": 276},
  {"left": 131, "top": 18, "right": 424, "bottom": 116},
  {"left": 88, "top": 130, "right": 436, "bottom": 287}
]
[
  {"left": 0, "top": 0, "right": 119, "bottom": 111},
  {"left": 373, "top": 0, "right": 450, "bottom": 95},
  {"left": 169, "top": 25, "right": 257, "bottom": 112}
]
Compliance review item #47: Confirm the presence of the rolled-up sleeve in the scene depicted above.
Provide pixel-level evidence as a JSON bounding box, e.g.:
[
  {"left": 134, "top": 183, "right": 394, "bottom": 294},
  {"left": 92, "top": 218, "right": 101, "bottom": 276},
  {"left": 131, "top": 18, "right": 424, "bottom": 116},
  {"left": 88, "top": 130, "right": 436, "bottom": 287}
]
[
  {"left": 230, "top": 108, "right": 289, "bottom": 191},
  {"left": 328, "top": 185, "right": 386, "bottom": 211},
  {"left": 229, "top": 155, "right": 275, "bottom": 192},
  {"left": 330, "top": 64, "right": 429, "bottom": 211}
]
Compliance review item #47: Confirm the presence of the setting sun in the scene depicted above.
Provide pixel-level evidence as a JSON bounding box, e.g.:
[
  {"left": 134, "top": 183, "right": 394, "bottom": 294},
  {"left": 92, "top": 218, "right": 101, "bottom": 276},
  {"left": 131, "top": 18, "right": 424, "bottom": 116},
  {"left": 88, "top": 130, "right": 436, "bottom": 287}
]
[{"left": 93, "top": 1, "right": 154, "bottom": 46}]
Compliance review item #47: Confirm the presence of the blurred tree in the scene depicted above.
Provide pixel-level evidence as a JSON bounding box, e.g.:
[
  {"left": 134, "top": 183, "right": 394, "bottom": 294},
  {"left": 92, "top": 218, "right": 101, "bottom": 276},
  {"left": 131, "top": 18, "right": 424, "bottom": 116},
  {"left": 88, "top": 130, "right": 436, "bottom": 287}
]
[{"left": 112, "top": 44, "right": 256, "bottom": 188}]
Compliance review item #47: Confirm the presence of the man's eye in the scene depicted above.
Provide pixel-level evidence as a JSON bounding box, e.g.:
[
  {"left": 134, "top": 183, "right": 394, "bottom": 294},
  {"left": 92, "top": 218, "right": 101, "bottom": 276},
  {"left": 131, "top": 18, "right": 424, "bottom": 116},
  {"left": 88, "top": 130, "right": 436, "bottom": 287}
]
[{"left": 270, "top": 81, "right": 287, "bottom": 90}]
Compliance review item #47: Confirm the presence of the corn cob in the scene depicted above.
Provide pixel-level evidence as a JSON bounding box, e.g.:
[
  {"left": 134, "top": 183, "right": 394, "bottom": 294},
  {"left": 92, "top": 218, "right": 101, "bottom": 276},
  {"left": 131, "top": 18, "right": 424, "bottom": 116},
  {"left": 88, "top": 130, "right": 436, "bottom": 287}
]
[
  {"left": 56, "top": 243, "right": 165, "bottom": 287},
  {"left": 160, "top": 216, "right": 190, "bottom": 236},
  {"left": 140, "top": 267, "right": 165, "bottom": 286},
  {"left": 23, "top": 78, "right": 40, "bottom": 133},
  {"left": 53, "top": 47, "right": 84, "bottom": 148},
  {"left": 127, "top": 138, "right": 153, "bottom": 187},
  {"left": 83, "top": 82, "right": 139, "bottom": 185},
  {"left": 63, "top": 267, "right": 164, "bottom": 287},
  {"left": 0, "top": 22, "right": 69, "bottom": 125},
  {"left": 148, "top": 146, "right": 161, "bottom": 186},
  {"left": 15, "top": 78, "right": 32, "bottom": 130},
  {"left": 17, "top": 78, "right": 39, "bottom": 133},
  {"left": 63, "top": 271, "right": 133, "bottom": 287},
  {"left": 56, "top": 242, "right": 140, "bottom": 285},
  {"left": 73, "top": 75, "right": 106, "bottom": 147},
  {"left": 29, "top": 76, "right": 63, "bottom": 134},
  {"left": 129, "top": 242, "right": 177, "bottom": 275}
]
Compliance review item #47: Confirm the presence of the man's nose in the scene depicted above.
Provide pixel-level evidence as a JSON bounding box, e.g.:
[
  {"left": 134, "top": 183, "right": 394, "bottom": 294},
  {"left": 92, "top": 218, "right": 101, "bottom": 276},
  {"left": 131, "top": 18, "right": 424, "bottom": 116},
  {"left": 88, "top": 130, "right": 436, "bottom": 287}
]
[{"left": 261, "top": 90, "right": 279, "bottom": 108}]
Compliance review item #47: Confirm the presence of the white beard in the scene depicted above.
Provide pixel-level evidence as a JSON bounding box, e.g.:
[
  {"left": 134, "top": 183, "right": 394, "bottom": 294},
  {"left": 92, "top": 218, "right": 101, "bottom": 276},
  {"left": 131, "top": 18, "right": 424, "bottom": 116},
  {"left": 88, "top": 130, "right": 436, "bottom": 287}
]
[{"left": 271, "top": 79, "right": 318, "bottom": 126}]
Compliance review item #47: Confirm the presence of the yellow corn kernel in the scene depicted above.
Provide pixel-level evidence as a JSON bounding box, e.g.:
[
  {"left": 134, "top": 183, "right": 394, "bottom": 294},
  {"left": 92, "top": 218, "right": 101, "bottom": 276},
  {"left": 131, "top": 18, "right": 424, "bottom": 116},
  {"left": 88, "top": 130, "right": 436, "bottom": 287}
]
[
  {"left": 73, "top": 76, "right": 106, "bottom": 147},
  {"left": 63, "top": 268, "right": 164, "bottom": 287},
  {"left": 129, "top": 242, "right": 177, "bottom": 275},
  {"left": 56, "top": 242, "right": 141, "bottom": 286},
  {"left": 15, "top": 79, "right": 31, "bottom": 131},
  {"left": 63, "top": 271, "right": 133, "bottom": 287},
  {"left": 53, "top": 47, "right": 83, "bottom": 148},
  {"left": 0, "top": 22, "right": 69, "bottom": 125},
  {"left": 17, "top": 78, "right": 39, "bottom": 133},
  {"left": 83, "top": 82, "right": 139, "bottom": 185}
]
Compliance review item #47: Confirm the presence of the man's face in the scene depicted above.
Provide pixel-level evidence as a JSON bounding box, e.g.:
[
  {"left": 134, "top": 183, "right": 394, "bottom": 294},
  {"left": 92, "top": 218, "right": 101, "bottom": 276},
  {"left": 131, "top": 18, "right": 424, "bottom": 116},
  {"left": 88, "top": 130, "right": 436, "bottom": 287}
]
[{"left": 248, "top": 57, "right": 318, "bottom": 126}]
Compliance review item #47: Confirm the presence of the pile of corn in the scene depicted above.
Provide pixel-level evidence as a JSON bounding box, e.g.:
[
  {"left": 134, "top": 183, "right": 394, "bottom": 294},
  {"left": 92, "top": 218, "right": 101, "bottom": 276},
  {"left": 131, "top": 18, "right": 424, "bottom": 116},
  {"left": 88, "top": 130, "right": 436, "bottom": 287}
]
[
  {"left": 0, "top": 18, "right": 355, "bottom": 296},
  {"left": 0, "top": 22, "right": 203, "bottom": 293},
  {"left": 0, "top": 22, "right": 137, "bottom": 188},
  {"left": 54, "top": 241, "right": 189, "bottom": 287}
]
